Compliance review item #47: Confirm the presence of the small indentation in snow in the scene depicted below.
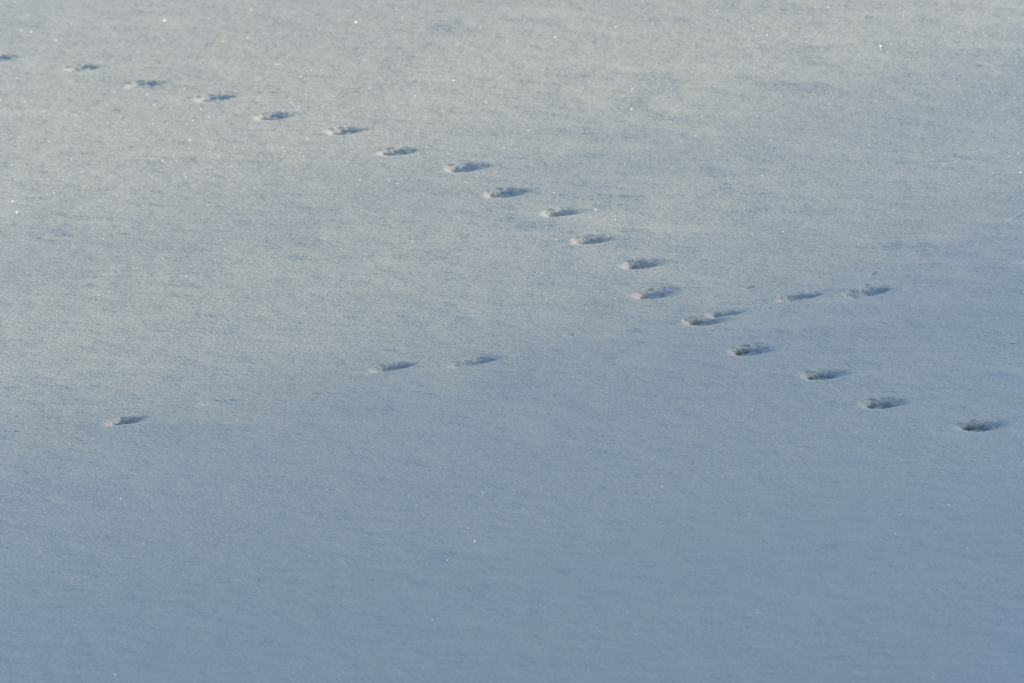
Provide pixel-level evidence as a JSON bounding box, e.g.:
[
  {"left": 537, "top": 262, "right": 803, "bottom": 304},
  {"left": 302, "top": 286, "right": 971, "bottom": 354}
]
[
  {"left": 124, "top": 80, "right": 162, "bottom": 89},
  {"left": 956, "top": 419, "right": 1000, "bottom": 432},
  {"left": 801, "top": 369, "right": 847, "bottom": 380},
  {"left": 633, "top": 286, "right": 676, "bottom": 300},
  {"left": 846, "top": 286, "right": 890, "bottom": 298},
  {"left": 729, "top": 343, "right": 769, "bottom": 356},
  {"left": 570, "top": 234, "right": 611, "bottom": 245},
  {"left": 109, "top": 416, "right": 145, "bottom": 426},
  {"left": 451, "top": 356, "right": 499, "bottom": 368},
  {"left": 541, "top": 208, "right": 580, "bottom": 217},
  {"left": 860, "top": 397, "right": 906, "bottom": 409},
  {"left": 444, "top": 162, "right": 489, "bottom": 173},
  {"left": 377, "top": 146, "right": 416, "bottom": 156},
  {"left": 684, "top": 310, "right": 743, "bottom": 326},
  {"left": 370, "top": 361, "right": 416, "bottom": 373},
  {"left": 776, "top": 292, "right": 821, "bottom": 302},
  {"left": 619, "top": 258, "right": 661, "bottom": 270},
  {"left": 325, "top": 126, "right": 367, "bottom": 135},
  {"left": 194, "top": 93, "right": 235, "bottom": 102},
  {"left": 483, "top": 187, "right": 529, "bottom": 198}
]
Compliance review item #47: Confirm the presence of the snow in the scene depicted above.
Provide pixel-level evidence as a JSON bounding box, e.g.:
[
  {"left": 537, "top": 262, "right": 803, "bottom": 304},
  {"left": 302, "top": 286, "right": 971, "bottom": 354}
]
[{"left": 2, "top": 1, "right": 1023, "bottom": 680}]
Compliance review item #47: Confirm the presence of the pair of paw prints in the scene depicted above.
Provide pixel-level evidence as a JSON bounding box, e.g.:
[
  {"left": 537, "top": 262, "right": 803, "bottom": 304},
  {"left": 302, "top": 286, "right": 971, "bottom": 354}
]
[
  {"left": 436, "top": 162, "right": 531, "bottom": 198},
  {"left": 254, "top": 115, "right": 416, "bottom": 160},
  {"left": 439, "top": 160, "right": 592, "bottom": 219},
  {"left": 563, "top": 224, "right": 677, "bottom": 300},
  {"left": 775, "top": 286, "right": 890, "bottom": 303},
  {"left": 440, "top": 161, "right": 571, "bottom": 209},
  {"left": 369, "top": 356, "right": 498, "bottom": 373},
  {"left": 858, "top": 399, "right": 1001, "bottom": 432}
]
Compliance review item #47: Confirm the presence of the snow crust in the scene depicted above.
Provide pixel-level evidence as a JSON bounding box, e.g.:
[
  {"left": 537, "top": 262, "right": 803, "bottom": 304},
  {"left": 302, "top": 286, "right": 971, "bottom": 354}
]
[{"left": 2, "top": 1, "right": 1023, "bottom": 680}]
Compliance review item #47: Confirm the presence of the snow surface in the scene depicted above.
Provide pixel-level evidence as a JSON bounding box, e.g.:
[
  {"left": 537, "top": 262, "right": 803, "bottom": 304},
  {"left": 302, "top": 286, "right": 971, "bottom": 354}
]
[{"left": 2, "top": 1, "right": 1023, "bottom": 680}]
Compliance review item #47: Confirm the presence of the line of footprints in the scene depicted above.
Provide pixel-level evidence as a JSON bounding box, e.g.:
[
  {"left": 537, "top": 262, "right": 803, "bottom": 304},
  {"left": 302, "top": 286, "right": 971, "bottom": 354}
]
[
  {"left": 368, "top": 205, "right": 996, "bottom": 434},
  {"left": 365, "top": 210, "right": 998, "bottom": 434},
  {"left": 6, "top": 60, "right": 994, "bottom": 433}
]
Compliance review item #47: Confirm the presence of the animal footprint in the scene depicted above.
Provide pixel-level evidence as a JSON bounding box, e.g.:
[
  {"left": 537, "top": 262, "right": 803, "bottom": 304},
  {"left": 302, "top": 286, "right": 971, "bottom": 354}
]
[
  {"left": 109, "top": 416, "right": 145, "bottom": 426},
  {"left": 684, "top": 310, "right": 743, "bottom": 326},
  {"left": 63, "top": 63, "right": 100, "bottom": 71},
  {"left": 860, "top": 397, "right": 906, "bottom": 409},
  {"left": 324, "top": 126, "right": 367, "bottom": 135},
  {"left": 194, "top": 93, "right": 235, "bottom": 102},
  {"left": 450, "top": 355, "right": 499, "bottom": 368},
  {"left": 619, "top": 258, "right": 661, "bottom": 270},
  {"left": 729, "top": 343, "right": 769, "bottom": 356},
  {"left": 483, "top": 187, "right": 529, "bottom": 198},
  {"left": 255, "top": 111, "right": 292, "bottom": 120},
  {"left": 541, "top": 208, "right": 580, "bottom": 217},
  {"left": 377, "top": 146, "right": 416, "bottom": 156},
  {"left": 2, "top": 54, "right": 20, "bottom": 62},
  {"left": 956, "top": 419, "right": 1000, "bottom": 432},
  {"left": 124, "top": 80, "right": 161, "bottom": 89},
  {"left": 776, "top": 292, "right": 821, "bottom": 302},
  {"left": 444, "top": 162, "right": 489, "bottom": 173},
  {"left": 369, "top": 361, "right": 416, "bottom": 373},
  {"left": 801, "top": 369, "right": 847, "bottom": 380},
  {"left": 570, "top": 234, "right": 612, "bottom": 245},
  {"left": 633, "top": 286, "right": 676, "bottom": 300},
  {"left": 846, "top": 286, "right": 890, "bottom": 298}
]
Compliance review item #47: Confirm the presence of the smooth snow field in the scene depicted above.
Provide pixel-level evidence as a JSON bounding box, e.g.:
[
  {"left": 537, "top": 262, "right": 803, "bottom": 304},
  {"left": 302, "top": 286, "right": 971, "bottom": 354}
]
[{"left": 2, "top": 1, "right": 1023, "bottom": 680}]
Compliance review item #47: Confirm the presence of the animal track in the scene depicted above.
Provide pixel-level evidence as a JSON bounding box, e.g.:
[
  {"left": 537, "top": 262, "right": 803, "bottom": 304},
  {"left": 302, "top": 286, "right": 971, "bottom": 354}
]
[
  {"left": 860, "top": 397, "right": 906, "bottom": 409},
  {"left": 846, "top": 286, "right": 890, "bottom": 298},
  {"left": 956, "top": 419, "right": 1000, "bottom": 432},
  {"left": 194, "top": 93, "right": 235, "bottom": 102},
  {"left": 801, "top": 369, "right": 847, "bottom": 380},
  {"left": 541, "top": 208, "right": 580, "bottom": 217},
  {"left": 619, "top": 258, "right": 661, "bottom": 270},
  {"left": 377, "top": 146, "right": 416, "bottom": 156},
  {"left": 684, "top": 310, "right": 743, "bottom": 326},
  {"left": 729, "top": 343, "right": 769, "bottom": 356},
  {"left": 633, "top": 287, "right": 676, "bottom": 300},
  {"left": 776, "top": 292, "right": 821, "bottom": 302},
  {"left": 109, "top": 416, "right": 145, "bottom": 426},
  {"left": 570, "top": 234, "right": 612, "bottom": 245},
  {"left": 324, "top": 126, "right": 367, "bottom": 135},
  {"left": 63, "top": 63, "right": 100, "bottom": 71},
  {"left": 444, "top": 162, "right": 489, "bottom": 173},
  {"left": 369, "top": 361, "right": 416, "bottom": 373},
  {"left": 1, "top": 54, "right": 18, "bottom": 62},
  {"left": 255, "top": 111, "right": 292, "bottom": 120},
  {"left": 483, "top": 187, "right": 529, "bottom": 198},
  {"left": 124, "top": 80, "right": 161, "bottom": 89},
  {"left": 451, "top": 355, "right": 499, "bottom": 368}
]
